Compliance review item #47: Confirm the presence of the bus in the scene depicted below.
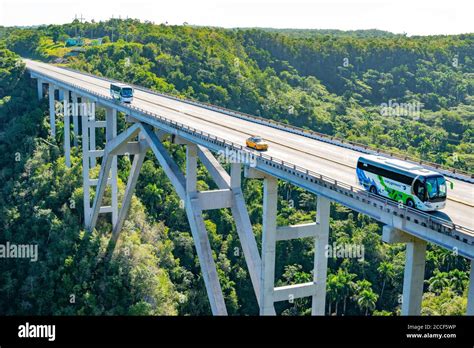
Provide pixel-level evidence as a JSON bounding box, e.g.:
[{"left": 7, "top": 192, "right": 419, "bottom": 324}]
[
  {"left": 110, "top": 83, "right": 134, "bottom": 103},
  {"left": 356, "top": 155, "right": 452, "bottom": 211}
]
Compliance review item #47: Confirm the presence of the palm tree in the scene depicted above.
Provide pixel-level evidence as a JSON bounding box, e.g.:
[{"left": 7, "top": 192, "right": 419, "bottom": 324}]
[
  {"left": 354, "top": 279, "right": 372, "bottom": 292},
  {"left": 356, "top": 289, "right": 379, "bottom": 316},
  {"left": 281, "top": 181, "right": 293, "bottom": 201},
  {"left": 426, "top": 250, "right": 440, "bottom": 274},
  {"left": 437, "top": 248, "right": 455, "bottom": 271},
  {"left": 447, "top": 269, "right": 468, "bottom": 295},
  {"left": 336, "top": 269, "right": 356, "bottom": 315},
  {"left": 377, "top": 261, "right": 395, "bottom": 301},
  {"left": 326, "top": 273, "right": 343, "bottom": 315},
  {"left": 426, "top": 270, "right": 449, "bottom": 294}
]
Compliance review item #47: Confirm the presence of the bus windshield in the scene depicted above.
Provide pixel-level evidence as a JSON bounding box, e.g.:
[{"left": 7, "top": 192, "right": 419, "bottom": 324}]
[
  {"left": 426, "top": 176, "right": 447, "bottom": 201},
  {"left": 121, "top": 88, "right": 133, "bottom": 97}
]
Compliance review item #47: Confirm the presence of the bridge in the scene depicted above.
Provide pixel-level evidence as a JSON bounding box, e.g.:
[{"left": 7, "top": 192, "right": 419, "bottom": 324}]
[{"left": 25, "top": 58, "right": 474, "bottom": 316}]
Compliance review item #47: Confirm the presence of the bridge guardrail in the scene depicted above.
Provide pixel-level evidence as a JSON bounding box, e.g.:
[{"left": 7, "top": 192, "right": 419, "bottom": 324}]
[
  {"left": 58, "top": 65, "right": 474, "bottom": 182},
  {"left": 29, "top": 68, "right": 474, "bottom": 246}
]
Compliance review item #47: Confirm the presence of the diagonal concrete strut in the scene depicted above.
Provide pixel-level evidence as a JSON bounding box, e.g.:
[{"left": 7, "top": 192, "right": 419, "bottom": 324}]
[
  {"left": 198, "top": 146, "right": 263, "bottom": 307},
  {"left": 141, "top": 126, "right": 227, "bottom": 315}
]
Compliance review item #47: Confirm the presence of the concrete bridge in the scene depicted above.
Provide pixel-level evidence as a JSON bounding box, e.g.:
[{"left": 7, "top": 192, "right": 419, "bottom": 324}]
[{"left": 25, "top": 59, "right": 474, "bottom": 316}]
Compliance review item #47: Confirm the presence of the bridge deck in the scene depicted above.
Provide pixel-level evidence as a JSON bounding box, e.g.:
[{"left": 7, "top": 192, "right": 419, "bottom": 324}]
[{"left": 24, "top": 59, "right": 474, "bottom": 232}]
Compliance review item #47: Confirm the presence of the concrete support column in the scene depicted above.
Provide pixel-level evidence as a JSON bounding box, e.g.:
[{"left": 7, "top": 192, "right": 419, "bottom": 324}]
[
  {"left": 89, "top": 100, "right": 96, "bottom": 168},
  {"left": 58, "top": 89, "right": 65, "bottom": 101},
  {"left": 37, "top": 79, "right": 43, "bottom": 100},
  {"left": 312, "top": 195, "right": 330, "bottom": 315},
  {"left": 402, "top": 238, "right": 427, "bottom": 315},
  {"left": 71, "top": 93, "right": 79, "bottom": 146},
  {"left": 260, "top": 175, "right": 278, "bottom": 315},
  {"left": 467, "top": 259, "right": 474, "bottom": 315},
  {"left": 63, "top": 90, "right": 71, "bottom": 168},
  {"left": 106, "top": 107, "right": 118, "bottom": 227},
  {"left": 186, "top": 144, "right": 198, "bottom": 192},
  {"left": 82, "top": 100, "right": 93, "bottom": 227},
  {"left": 230, "top": 162, "right": 241, "bottom": 188},
  {"left": 48, "top": 84, "right": 56, "bottom": 137}
]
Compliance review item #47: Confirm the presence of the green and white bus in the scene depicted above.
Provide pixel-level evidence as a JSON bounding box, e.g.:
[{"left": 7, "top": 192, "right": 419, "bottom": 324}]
[
  {"left": 110, "top": 83, "right": 134, "bottom": 103},
  {"left": 356, "top": 155, "right": 452, "bottom": 211}
]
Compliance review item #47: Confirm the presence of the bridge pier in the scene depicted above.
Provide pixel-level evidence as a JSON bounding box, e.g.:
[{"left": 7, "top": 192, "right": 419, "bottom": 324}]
[
  {"left": 58, "top": 89, "right": 65, "bottom": 101},
  {"left": 139, "top": 128, "right": 229, "bottom": 314},
  {"left": 402, "top": 238, "right": 427, "bottom": 315},
  {"left": 197, "top": 148, "right": 263, "bottom": 308},
  {"left": 260, "top": 175, "right": 278, "bottom": 315},
  {"left": 245, "top": 168, "right": 330, "bottom": 315},
  {"left": 36, "top": 79, "right": 43, "bottom": 100},
  {"left": 312, "top": 195, "right": 330, "bottom": 315},
  {"left": 63, "top": 89, "right": 71, "bottom": 167},
  {"left": 184, "top": 143, "right": 227, "bottom": 315},
  {"left": 111, "top": 130, "right": 148, "bottom": 245},
  {"left": 91, "top": 125, "right": 233, "bottom": 314},
  {"left": 468, "top": 259, "right": 474, "bottom": 315},
  {"left": 81, "top": 98, "right": 92, "bottom": 227},
  {"left": 383, "top": 227, "right": 426, "bottom": 315},
  {"left": 105, "top": 107, "right": 118, "bottom": 227},
  {"left": 91, "top": 123, "right": 142, "bottom": 230},
  {"left": 48, "top": 84, "right": 56, "bottom": 137},
  {"left": 229, "top": 162, "right": 262, "bottom": 304},
  {"left": 71, "top": 93, "right": 79, "bottom": 147},
  {"left": 89, "top": 100, "right": 97, "bottom": 168},
  {"left": 85, "top": 103, "right": 119, "bottom": 230}
]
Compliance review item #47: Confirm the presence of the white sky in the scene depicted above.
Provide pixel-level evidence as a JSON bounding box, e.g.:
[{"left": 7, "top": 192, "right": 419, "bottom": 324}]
[{"left": 0, "top": 0, "right": 473, "bottom": 35}]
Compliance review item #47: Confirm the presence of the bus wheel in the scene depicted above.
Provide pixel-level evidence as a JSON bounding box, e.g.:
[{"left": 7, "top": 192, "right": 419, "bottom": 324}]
[
  {"left": 369, "top": 186, "right": 377, "bottom": 195},
  {"left": 406, "top": 198, "right": 415, "bottom": 208}
]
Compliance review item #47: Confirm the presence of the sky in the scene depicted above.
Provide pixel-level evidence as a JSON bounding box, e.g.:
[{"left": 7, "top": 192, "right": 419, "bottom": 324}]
[{"left": 0, "top": 0, "right": 473, "bottom": 36}]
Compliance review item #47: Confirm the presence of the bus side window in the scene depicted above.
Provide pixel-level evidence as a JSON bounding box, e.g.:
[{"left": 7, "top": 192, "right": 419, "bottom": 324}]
[{"left": 414, "top": 179, "right": 425, "bottom": 201}]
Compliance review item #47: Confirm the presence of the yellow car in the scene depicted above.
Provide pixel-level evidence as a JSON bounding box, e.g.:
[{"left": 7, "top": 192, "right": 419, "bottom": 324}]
[{"left": 246, "top": 136, "right": 269, "bottom": 151}]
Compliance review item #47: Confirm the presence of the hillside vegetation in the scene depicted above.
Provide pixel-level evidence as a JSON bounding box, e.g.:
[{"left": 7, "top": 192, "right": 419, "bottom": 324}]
[{"left": 0, "top": 20, "right": 472, "bottom": 315}]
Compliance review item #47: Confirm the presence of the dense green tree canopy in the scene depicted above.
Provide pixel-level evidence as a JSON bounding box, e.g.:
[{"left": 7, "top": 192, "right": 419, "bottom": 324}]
[{"left": 0, "top": 20, "right": 472, "bottom": 316}]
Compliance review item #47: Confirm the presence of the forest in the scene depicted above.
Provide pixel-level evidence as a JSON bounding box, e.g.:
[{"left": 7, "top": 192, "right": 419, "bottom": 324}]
[{"left": 0, "top": 19, "right": 472, "bottom": 315}]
